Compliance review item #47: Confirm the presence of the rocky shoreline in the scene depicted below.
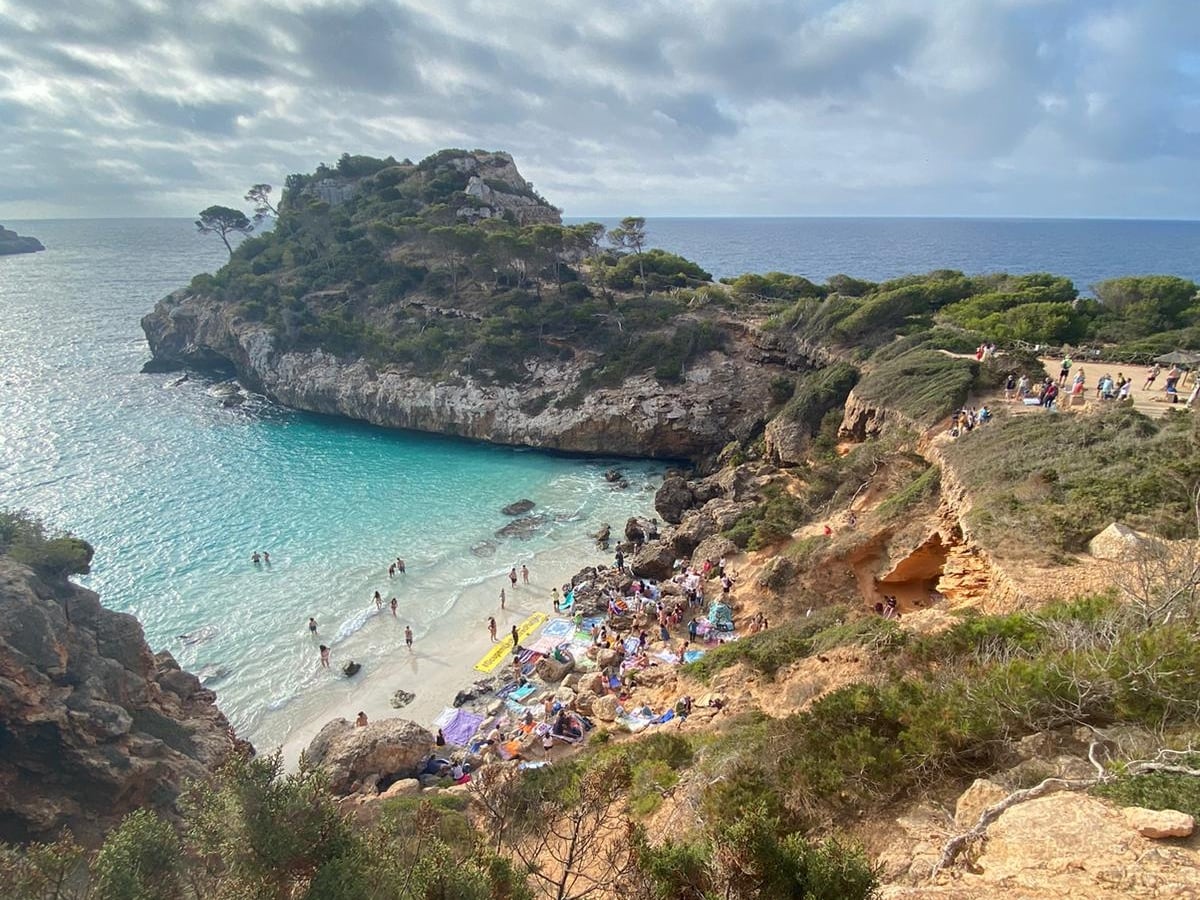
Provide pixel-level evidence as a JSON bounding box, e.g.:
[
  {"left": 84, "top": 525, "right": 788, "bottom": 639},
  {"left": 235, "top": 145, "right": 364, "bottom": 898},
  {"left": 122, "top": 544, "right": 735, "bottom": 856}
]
[
  {"left": 140, "top": 291, "right": 826, "bottom": 467},
  {"left": 0, "top": 551, "right": 245, "bottom": 845}
]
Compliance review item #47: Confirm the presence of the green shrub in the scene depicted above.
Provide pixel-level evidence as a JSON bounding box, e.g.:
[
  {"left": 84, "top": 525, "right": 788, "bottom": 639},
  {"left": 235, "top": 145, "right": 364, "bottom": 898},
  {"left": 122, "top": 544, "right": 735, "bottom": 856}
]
[
  {"left": 92, "top": 810, "right": 182, "bottom": 900},
  {"left": 0, "top": 511, "right": 93, "bottom": 576},
  {"left": 853, "top": 350, "right": 978, "bottom": 426},
  {"left": 1093, "top": 756, "right": 1200, "bottom": 818}
]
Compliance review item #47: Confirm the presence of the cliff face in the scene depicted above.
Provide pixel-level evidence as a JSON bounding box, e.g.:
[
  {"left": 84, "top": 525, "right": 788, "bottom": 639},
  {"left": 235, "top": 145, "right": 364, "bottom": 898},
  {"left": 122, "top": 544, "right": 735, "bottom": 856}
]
[
  {"left": 0, "top": 556, "right": 244, "bottom": 845},
  {"left": 142, "top": 292, "right": 795, "bottom": 464}
]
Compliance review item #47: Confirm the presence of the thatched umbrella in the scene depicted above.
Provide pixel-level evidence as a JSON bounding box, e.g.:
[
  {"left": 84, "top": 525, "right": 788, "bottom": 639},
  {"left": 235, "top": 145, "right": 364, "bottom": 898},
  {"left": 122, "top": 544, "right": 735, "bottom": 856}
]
[{"left": 1152, "top": 350, "right": 1200, "bottom": 366}]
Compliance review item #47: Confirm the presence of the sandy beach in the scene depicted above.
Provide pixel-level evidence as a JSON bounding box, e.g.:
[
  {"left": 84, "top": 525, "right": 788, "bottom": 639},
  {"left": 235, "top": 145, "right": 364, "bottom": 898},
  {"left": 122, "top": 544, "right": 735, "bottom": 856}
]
[{"left": 277, "top": 535, "right": 617, "bottom": 768}]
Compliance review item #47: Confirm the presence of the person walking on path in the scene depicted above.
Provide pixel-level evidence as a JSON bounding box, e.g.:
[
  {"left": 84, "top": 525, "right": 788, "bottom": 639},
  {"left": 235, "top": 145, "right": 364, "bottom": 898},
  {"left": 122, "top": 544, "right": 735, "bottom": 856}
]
[
  {"left": 404, "top": 626, "right": 414, "bottom": 650},
  {"left": 488, "top": 617, "right": 497, "bottom": 642}
]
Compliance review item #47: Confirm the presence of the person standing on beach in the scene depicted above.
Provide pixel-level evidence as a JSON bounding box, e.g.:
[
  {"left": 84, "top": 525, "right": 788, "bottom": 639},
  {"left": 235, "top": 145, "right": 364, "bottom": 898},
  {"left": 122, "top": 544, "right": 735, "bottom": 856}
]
[
  {"left": 511, "top": 624, "right": 520, "bottom": 649},
  {"left": 319, "top": 644, "right": 330, "bottom": 668},
  {"left": 521, "top": 564, "right": 529, "bottom": 584},
  {"left": 390, "top": 597, "right": 397, "bottom": 617},
  {"left": 308, "top": 617, "right": 318, "bottom": 635},
  {"left": 500, "top": 587, "right": 507, "bottom": 609},
  {"left": 509, "top": 567, "right": 518, "bottom": 589},
  {"left": 551, "top": 588, "right": 561, "bottom": 612},
  {"left": 488, "top": 617, "right": 497, "bottom": 642},
  {"left": 405, "top": 626, "right": 414, "bottom": 650}
]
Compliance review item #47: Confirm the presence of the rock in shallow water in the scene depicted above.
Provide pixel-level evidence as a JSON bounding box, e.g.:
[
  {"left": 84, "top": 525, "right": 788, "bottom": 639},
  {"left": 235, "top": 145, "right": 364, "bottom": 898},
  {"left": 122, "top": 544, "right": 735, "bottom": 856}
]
[{"left": 501, "top": 498, "right": 536, "bottom": 516}]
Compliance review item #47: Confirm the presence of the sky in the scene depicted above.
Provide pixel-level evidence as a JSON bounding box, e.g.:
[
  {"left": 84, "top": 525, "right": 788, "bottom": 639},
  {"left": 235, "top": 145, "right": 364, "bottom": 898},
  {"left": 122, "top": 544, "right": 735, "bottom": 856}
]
[{"left": 1, "top": 0, "right": 1198, "bottom": 219}]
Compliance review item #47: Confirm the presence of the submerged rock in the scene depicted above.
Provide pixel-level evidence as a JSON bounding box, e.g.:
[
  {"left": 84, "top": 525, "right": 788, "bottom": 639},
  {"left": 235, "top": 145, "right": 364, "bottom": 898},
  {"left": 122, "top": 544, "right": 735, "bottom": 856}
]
[
  {"left": 501, "top": 499, "right": 536, "bottom": 516},
  {"left": 495, "top": 514, "right": 547, "bottom": 540}
]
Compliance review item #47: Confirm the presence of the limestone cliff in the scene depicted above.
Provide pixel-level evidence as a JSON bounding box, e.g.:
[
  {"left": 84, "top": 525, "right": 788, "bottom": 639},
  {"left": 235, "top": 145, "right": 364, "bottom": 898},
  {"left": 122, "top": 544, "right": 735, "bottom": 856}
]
[
  {"left": 0, "top": 553, "right": 245, "bottom": 845},
  {"left": 0, "top": 224, "right": 44, "bottom": 255},
  {"left": 141, "top": 291, "right": 793, "bottom": 464}
]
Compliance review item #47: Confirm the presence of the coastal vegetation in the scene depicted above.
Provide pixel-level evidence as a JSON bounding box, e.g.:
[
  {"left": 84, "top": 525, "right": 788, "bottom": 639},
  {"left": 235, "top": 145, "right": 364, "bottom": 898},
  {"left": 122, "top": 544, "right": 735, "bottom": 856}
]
[{"left": 181, "top": 150, "right": 1199, "bottom": 399}]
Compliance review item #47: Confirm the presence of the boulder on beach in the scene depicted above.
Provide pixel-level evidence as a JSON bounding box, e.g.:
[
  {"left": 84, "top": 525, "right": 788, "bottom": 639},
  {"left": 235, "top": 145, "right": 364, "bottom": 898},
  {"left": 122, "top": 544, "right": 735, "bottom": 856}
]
[
  {"left": 536, "top": 653, "right": 574, "bottom": 683},
  {"left": 304, "top": 717, "right": 434, "bottom": 796},
  {"left": 655, "top": 474, "right": 694, "bottom": 524},
  {"left": 501, "top": 498, "right": 536, "bottom": 516},
  {"left": 342, "top": 661, "right": 361, "bottom": 677}
]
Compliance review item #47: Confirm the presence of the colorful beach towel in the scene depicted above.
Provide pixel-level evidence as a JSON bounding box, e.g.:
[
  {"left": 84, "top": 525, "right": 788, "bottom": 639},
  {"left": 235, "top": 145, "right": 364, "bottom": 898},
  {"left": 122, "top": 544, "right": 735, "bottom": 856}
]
[
  {"left": 541, "top": 618, "right": 575, "bottom": 640},
  {"left": 434, "top": 707, "right": 485, "bottom": 746},
  {"left": 474, "top": 612, "right": 548, "bottom": 673}
]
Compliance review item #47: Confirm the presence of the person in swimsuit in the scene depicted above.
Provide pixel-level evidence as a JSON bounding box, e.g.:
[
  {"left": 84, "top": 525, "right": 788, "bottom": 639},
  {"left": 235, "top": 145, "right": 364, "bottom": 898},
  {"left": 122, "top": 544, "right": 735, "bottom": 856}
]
[{"left": 308, "top": 617, "right": 318, "bottom": 634}]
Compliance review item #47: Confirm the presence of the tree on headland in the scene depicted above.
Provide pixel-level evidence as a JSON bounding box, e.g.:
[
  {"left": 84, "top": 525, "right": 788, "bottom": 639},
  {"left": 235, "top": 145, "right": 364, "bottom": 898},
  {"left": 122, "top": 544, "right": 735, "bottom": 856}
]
[
  {"left": 608, "top": 216, "right": 648, "bottom": 298},
  {"left": 195, "top": 205, "right": 253, "bottom": 258},
  {"left": 244, "top": 184, "right": 279, "bottom": 221}
]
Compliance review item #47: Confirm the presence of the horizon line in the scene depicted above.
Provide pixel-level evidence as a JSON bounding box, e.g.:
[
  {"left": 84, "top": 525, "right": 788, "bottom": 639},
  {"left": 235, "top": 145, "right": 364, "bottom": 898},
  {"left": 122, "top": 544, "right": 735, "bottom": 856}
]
[{"left": 6, "top": 213, "right": 1200, "bottom": 223}]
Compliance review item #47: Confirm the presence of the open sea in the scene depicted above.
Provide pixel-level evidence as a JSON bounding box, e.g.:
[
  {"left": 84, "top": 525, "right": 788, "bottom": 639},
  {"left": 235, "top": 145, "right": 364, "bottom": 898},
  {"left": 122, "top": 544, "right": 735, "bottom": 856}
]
[{"left": 3, "top": 216, "right": 1199, "bottom": 746}]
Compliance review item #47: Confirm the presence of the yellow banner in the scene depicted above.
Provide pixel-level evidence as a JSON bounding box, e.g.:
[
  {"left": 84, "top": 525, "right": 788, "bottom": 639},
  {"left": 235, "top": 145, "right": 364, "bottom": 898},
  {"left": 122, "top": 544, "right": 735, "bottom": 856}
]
[{"left": 474, "top": 612, "right": 548, "bottom": 673}]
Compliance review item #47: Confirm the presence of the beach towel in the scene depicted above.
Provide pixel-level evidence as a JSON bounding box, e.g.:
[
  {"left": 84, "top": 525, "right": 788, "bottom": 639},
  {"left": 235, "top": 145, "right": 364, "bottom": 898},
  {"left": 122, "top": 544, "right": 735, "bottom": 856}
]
[
  {"left": 651, "top": 709, "right": 675, "bottom": 725},
  {"left": 510, "top": 683, "right": 537, "bottom": 702},
  {"left": 525, "top": 635, "right": 559, "bottom": 655},
  {"left": 474, "top": 612, "right": 549, "bottom": 672},
  {"left": 541, "top": 618, "right": 575, "bottom": 640},
  {"left": 434, "top": 707, "right": 485, "bottom": 746},
  {"left": 560, "top": 590, "right": 575, "bottom": 610},
  {"left": 684, "top": 649, "right": 705, "bottom": 664},
  {"left": 497, "top": 739, "right": 524, "bottom": 761}
]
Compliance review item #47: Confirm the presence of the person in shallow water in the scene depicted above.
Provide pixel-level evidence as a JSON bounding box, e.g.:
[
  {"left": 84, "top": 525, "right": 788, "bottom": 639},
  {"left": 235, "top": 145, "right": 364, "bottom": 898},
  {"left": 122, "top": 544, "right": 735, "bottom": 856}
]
[
  {"left": 319, "top": 644, "right": 330, "bottom": 668},
  {"left": 521, "top": 564, "right": 529, "bottom": 584},
  {"left": 405, "top": 626, "right": 414, "bottom": 650},
  {"left": 390, "top": 597, "right": 398, "bottom": 616},
  {"left": 373, "top": 590, "right": 383, "bottom": 610},
  {"left": 308, "top": 617, "right": 318, "bottom": 635},
  {"left": 396, "top": 557, "right": 406, "bottom": 574},
  {"left": 251, "top": 551, "right": 261, "bottom": 565},
  {"left": 509, "top": 567, "right": 518, "bottom": 588}
]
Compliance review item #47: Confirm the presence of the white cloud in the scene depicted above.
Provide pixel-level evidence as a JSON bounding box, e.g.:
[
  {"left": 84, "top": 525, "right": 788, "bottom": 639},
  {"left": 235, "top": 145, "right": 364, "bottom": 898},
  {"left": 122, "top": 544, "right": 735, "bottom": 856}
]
[{"left": 0, "top": 0, "right": 1197, "bottom": 218}]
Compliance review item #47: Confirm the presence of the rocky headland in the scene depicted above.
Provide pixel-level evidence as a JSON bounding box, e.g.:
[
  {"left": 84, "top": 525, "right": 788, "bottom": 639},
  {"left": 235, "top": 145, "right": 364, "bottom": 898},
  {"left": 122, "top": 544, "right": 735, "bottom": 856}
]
[
  {"left": 0, "top": 524, "right": 246, "bottom": 845},
  {"left": 0, "top": 224, "right": 45, "bottom": 255}
]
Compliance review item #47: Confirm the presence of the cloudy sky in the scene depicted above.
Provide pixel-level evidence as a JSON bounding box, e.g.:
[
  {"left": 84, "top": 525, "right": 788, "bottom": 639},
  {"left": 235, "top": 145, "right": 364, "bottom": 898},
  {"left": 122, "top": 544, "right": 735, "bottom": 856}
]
[{"left": 1, "top": 0, "right": 1198, "bottom": 219}]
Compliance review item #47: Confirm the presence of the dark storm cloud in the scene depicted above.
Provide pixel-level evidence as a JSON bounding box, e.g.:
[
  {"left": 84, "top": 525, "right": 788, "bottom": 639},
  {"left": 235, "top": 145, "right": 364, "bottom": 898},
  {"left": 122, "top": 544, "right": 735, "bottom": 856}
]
[{"left": 0, "top": 0, "right": 1198, "bottom": 217}]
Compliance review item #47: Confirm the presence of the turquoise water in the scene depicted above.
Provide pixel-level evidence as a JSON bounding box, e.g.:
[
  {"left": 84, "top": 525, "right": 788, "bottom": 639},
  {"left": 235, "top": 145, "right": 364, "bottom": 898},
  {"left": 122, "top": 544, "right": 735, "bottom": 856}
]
[{"left": 0, "top": 219, "right": 661, "bottom": 744}]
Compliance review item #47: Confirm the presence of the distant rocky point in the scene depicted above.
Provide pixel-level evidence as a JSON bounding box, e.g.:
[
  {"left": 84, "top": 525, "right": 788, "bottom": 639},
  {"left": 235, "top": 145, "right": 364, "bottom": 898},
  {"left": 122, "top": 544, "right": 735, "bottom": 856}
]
[{"left": 0, "top": 224, "right": 45, "bottom": 255}]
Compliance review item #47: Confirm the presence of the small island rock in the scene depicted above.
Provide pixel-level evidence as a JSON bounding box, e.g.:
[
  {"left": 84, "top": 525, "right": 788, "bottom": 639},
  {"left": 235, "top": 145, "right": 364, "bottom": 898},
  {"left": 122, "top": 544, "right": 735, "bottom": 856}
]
[{"left": 0, "top": 224, "right": 45, "bottom": 255}]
